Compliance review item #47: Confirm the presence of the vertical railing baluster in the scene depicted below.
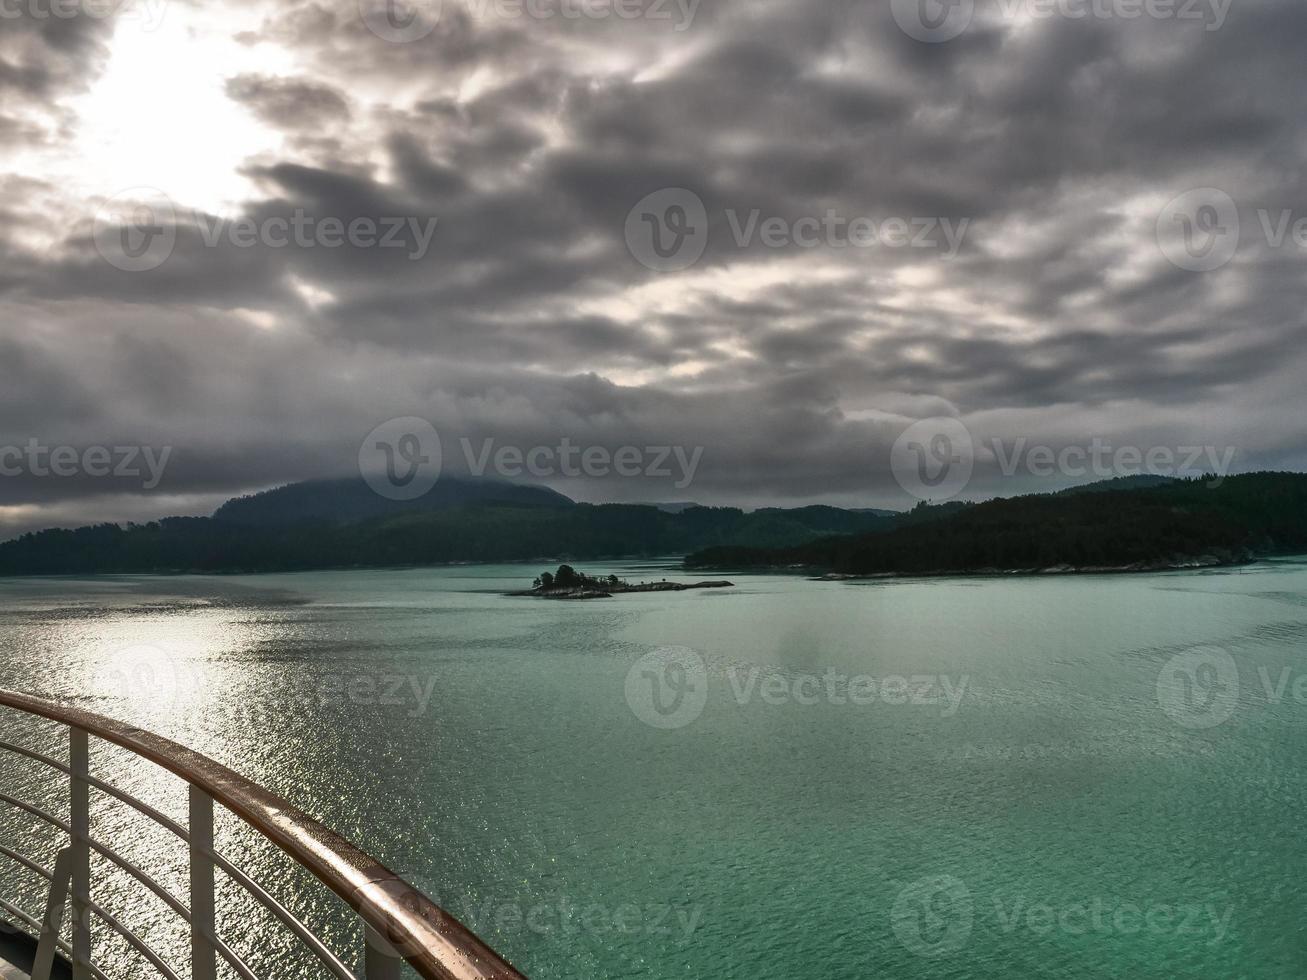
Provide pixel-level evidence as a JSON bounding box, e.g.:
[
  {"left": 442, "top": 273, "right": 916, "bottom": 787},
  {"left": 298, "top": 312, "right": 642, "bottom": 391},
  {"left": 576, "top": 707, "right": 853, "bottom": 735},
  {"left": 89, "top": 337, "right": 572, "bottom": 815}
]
[
  {"left": 31, "top": 847, "right": 73, "bottom": 980},
  {"left": 189, "top": 785, "right": 218, "bottom": 980},
  {"left": 69, "top": 727, "right": 92, "bottom": 979},
  {"left": 364, "top": 924, "right": 402, "bottom": 980}
]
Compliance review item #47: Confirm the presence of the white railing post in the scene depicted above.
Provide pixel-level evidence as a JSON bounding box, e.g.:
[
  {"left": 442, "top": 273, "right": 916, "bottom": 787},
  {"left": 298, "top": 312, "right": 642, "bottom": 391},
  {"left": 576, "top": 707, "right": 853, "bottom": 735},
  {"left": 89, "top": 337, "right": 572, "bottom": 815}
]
[
  {"left": 189, "top": 785, "right": 217, "bottom": 980},
  {"left": 31, "top": 846, "right": 73, "bottom": 980},
  {"left": 364, "top": 924, "right": 402, "bottom": 980},
  {"left": 69, "top": 727, "right": 92, "bottom": 979}
]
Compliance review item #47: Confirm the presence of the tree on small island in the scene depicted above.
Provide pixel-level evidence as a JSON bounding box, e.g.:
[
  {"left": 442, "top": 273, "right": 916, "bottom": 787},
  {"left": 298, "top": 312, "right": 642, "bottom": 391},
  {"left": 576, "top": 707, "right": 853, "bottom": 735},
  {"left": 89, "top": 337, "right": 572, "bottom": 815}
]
[{"left": 529, "top": 565, "right": 629, "bottom": 592}]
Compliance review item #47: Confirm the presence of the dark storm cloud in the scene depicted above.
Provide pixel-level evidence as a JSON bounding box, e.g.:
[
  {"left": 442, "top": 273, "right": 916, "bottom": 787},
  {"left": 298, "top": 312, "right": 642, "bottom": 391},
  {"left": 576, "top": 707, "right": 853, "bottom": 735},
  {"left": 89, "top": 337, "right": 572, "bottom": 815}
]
[
  {"left": 225, "top": 73, "right": 352, "bottom": 129},
  {"left": 4, "top": 0, "right": 1307, "bottom": 533},
  {"left": 0, "top": 9, "right": 113, "bottom": 153}
]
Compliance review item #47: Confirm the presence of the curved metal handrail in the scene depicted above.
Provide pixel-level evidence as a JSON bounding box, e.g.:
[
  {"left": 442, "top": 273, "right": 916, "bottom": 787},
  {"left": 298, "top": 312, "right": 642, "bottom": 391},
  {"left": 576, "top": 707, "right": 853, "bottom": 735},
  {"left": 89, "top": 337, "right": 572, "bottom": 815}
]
[
  {"left": 1, "top": 740, "right": 356, "bottom": 979},
  {"left": 0, "top": 688, "right": 527, "bottom": 980}
]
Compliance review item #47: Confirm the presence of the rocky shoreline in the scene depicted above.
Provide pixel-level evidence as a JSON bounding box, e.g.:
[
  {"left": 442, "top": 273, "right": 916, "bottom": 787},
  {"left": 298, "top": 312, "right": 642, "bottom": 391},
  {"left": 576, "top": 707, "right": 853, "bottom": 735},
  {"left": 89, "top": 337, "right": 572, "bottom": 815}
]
[
  {"left": 510, "top": 580, "right": 735, "bottom": 600},
  {"left": 507, "top": 564, "right": 734, "bottom": 600},
  {"left": 808, "top": 553, "right": 1252, "bottom": 582}
]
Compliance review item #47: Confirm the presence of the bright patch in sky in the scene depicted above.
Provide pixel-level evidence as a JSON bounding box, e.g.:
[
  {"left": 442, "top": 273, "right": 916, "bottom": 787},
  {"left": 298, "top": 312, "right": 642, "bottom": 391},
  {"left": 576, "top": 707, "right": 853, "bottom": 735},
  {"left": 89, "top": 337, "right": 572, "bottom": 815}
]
[{"left": 61, "top": 7, "right": 292, "bottom": 215}]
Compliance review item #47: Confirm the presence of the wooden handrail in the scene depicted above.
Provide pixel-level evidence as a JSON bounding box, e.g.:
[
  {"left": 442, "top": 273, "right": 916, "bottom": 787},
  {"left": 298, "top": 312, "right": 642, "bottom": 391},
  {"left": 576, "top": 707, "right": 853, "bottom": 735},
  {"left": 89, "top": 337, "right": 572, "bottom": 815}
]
[{"left": 0, "top": 688, "right": 526, "bottom": 980}]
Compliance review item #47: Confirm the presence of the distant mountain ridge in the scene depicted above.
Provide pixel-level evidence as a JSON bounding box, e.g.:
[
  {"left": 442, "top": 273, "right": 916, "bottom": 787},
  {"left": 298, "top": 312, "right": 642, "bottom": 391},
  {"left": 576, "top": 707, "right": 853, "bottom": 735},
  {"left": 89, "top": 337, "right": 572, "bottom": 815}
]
[
  {"left": 214, "top": 476, "right": 573, "bottom": 526},
  {"left": 5, "top": 472, "right": 1301, "bottom": 577},
  {"left": 0, "top": 477, "right": 896, "bottom": 574},
  {"left": 1054, "top": 474, "right": 1178, "bottom": 496}
]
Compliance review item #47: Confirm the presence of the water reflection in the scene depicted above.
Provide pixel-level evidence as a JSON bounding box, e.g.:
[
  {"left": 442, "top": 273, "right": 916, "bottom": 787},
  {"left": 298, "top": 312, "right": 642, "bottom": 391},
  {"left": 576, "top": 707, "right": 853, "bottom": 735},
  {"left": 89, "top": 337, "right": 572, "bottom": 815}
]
[{"left": 2, "top": 563, "right": 1307, "bottom": 978}]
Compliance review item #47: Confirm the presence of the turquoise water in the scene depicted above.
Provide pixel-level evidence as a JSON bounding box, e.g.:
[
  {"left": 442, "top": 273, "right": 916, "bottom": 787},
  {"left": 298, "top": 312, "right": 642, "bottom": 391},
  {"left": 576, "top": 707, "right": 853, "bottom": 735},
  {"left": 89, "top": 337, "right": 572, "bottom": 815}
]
[{"left": 2, "top": 559, "right": 1307, "bottom": 977}]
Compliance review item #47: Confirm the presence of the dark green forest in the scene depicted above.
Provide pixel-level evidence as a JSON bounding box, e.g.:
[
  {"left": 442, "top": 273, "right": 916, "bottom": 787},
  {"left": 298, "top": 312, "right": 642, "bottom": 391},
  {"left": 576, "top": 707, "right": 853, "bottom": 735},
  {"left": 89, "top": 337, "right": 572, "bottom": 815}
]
[{"left": 685, "top": 473, "right": 1307, "bottom": 575}]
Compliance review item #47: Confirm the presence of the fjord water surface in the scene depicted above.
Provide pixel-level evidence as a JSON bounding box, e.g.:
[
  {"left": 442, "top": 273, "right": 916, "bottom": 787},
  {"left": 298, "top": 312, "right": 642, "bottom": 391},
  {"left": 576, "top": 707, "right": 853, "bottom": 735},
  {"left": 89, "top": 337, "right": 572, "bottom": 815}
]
[{"left": 1, "top": 560, "right": 1305, "bottom": 977}]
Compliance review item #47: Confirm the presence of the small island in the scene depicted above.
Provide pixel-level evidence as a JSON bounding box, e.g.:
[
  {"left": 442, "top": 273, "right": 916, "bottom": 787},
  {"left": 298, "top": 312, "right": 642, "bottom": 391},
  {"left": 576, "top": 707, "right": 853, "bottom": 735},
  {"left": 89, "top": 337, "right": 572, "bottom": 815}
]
[{"left": 509, "top": 564, "right": 734, "bottom": 600}]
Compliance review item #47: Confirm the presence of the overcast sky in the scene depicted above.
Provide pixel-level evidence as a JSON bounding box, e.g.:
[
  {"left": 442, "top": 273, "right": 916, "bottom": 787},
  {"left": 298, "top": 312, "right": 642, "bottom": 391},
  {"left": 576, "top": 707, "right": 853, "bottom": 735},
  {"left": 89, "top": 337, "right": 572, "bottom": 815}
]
[{"left": 2, "top": 0, "right": 1306, "bottom": 536}]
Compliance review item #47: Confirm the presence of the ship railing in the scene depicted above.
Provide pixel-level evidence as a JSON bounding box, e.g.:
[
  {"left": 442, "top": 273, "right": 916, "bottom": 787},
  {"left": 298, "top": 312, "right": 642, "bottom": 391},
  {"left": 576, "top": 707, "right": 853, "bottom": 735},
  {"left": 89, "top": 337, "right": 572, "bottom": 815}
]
[{"left": 0, "top": 688, "right": 525, "bottom": 980}]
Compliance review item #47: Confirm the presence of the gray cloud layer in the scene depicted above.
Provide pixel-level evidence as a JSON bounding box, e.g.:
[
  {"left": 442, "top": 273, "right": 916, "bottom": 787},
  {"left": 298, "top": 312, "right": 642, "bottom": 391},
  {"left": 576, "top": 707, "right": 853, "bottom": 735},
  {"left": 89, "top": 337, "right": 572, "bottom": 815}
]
[{"left": 2, "top": 0, "right": 1307, "bottom": 536}]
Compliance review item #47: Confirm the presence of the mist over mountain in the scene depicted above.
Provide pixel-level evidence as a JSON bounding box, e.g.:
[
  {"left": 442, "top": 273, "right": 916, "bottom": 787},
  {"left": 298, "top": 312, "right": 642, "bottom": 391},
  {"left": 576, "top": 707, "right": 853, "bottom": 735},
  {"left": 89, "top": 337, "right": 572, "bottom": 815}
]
[{"left": 213, "top": 476, "right": 573, "bottom": 526}]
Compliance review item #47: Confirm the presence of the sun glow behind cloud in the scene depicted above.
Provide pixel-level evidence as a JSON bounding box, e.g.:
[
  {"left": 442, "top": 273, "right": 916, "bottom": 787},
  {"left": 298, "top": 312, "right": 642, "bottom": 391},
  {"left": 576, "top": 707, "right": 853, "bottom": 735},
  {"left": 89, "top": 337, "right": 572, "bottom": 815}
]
[{"left": 55, "top": 6, "right": 292, "bottom": 216}]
